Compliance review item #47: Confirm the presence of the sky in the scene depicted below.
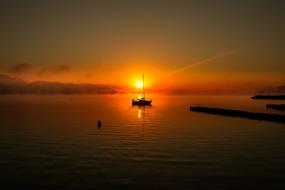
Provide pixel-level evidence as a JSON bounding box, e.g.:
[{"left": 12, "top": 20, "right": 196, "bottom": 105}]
[{"left": 0, "top": 0, "right": 284, "bottom": 93}]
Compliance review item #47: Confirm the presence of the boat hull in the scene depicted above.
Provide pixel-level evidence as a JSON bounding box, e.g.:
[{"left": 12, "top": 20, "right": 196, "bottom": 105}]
[{"left": 132, "top": 99, "right": 152, "bottom": 106}]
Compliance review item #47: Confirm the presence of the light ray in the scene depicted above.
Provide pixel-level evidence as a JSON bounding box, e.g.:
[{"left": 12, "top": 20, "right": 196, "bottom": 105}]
[{"left": 154, "top": 49, "right": 237, "bottom": 83}]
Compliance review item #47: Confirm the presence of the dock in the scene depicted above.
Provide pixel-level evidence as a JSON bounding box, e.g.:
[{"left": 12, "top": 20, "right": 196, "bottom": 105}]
[
  {"left": 266, "top": 104, "right": 285, "bottom": 111},
  {"left": 190, "top": 106, "right": 285, "bottom": 123},
  {"left": 251, "top": 95, "right": 285, "bottom": 100}
]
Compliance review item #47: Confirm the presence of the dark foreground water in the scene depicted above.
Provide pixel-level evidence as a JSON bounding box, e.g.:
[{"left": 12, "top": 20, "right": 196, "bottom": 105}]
[{"left": 0, "top": 95, "right": 285, "bottom": 190}]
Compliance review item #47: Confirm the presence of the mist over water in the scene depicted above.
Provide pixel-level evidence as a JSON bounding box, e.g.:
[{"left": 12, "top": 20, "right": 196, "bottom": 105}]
[{"left": 0, "top": 95, "right": 285, "bottom": 189}]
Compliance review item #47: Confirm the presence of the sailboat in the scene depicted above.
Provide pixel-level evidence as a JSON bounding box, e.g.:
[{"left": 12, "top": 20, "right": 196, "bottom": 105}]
[{"left": 132, "top": 75, "right": 152, "bottom": 106}]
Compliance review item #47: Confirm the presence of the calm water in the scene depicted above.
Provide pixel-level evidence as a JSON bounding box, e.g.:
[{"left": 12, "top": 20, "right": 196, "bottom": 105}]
[{"left": 0, "top": 95, "right": 285, "bottom": 189}]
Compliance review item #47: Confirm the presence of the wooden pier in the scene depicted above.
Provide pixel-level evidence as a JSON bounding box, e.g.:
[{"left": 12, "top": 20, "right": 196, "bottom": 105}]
[{"left": 190, "top": 106, "right": 285, "bottom": 123}]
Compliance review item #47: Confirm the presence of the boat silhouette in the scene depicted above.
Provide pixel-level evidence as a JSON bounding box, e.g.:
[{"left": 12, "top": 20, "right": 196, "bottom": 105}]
[{"left": 132, "top": 74, "right": 152, "bottom": 106}]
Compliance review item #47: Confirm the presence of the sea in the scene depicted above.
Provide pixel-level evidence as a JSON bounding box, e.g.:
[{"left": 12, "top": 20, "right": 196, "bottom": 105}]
[{"left": 0, "top": 94, "right": 285, "bottom": 189}]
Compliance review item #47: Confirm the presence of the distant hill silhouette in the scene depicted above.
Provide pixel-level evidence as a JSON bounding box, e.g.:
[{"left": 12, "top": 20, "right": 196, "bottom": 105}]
[
  {"left": 257, "top": 85, "right": 285, "bottom": 94},
  {"left": 0, "top": 74, "right": 26, "bottom": 94},
  {"left": 0, "top": 74, "right": 25, "bottom": 84},
  {"left": 0, "top": 74, "right": 119, "bottom": 94}
]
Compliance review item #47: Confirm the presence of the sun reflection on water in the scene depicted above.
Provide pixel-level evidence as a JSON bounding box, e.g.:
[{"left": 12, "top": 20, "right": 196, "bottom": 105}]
[{"left": 138, "top": 108, "right": 142, "bottom": 118}]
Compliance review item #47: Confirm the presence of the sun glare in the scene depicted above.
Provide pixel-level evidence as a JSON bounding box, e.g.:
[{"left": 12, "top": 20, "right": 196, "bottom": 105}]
[{"left": 136, "top": 81, "right": 143, "bottom": 89}]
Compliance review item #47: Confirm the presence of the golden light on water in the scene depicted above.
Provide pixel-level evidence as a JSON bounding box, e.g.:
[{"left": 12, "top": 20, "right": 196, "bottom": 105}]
[{"left": 137, "top": 109, "right": 142, "bottom": 118}]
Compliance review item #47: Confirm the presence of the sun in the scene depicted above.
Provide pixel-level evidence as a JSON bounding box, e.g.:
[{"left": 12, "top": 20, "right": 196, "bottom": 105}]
[{"left": 136, "top": 81, "right": 143, "bottom": 89}]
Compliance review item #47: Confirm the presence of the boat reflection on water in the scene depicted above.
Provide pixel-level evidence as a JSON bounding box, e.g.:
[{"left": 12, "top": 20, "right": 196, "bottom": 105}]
[
  {"left": 136, "top": 105, "right": 152, "bottom": 119},
  {"left": 131, "top": 105, "right": 153, "bottom": 129},
  {"left": 139, "top": 106, "right": 150, "bottom": 132},
  {"left": 132, "top": 105, "right": 152, "bottom": 119}
]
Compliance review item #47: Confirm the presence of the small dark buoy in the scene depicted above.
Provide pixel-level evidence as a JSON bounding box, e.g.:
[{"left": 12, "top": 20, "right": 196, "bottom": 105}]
[{"left": 97, "top": 120, "right": 102, "bottom": 128}]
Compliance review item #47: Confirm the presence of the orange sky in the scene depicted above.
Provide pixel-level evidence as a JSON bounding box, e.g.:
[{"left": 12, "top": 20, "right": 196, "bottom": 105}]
[
  {"left": 1, "top": 54, "right": 284, "bottom": 94},
  {"left": 0, "top": 1, "right": 284, "bottom": 94}
]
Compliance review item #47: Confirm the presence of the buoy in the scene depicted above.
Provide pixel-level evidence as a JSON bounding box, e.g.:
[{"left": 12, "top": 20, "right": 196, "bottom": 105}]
[{"left": 97, "top": 120, "right": 102, "bottom": 128}]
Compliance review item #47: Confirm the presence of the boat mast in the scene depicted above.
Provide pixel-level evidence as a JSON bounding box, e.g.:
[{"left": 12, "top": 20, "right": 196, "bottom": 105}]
[{"left": 143, "top": 74, "right": 145, "bottom": 99}]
